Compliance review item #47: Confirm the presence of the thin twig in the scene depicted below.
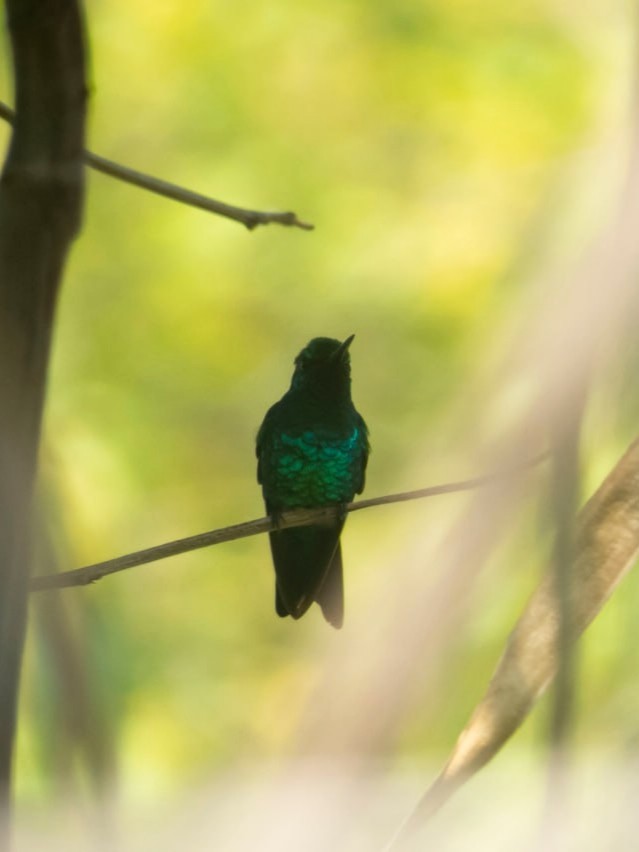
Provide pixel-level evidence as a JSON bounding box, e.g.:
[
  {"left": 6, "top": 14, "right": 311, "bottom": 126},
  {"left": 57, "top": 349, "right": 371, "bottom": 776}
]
[
  {"left": 30, "top": 456, "right": 546, "bottom": 592},
  {"left": 0, "top": 100, "right": 314, "bottom": 231}
]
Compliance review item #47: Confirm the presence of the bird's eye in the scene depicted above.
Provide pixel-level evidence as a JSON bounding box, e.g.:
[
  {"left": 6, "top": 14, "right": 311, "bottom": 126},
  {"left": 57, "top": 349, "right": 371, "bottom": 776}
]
[{"left": 296, "top": 353, "right": 310, "bottom": 369}]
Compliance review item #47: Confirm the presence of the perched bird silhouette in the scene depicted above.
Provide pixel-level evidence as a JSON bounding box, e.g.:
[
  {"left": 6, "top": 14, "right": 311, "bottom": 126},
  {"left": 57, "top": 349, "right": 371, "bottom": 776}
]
[{"left": 256, "top": 336, "right": 369, "bottom": 628}]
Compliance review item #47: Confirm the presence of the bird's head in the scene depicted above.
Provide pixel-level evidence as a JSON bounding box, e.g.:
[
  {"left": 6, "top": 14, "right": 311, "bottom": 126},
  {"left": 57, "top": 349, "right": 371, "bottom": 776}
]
[{"left": 291, "top": 335, "right": 355, "bottom": 395}]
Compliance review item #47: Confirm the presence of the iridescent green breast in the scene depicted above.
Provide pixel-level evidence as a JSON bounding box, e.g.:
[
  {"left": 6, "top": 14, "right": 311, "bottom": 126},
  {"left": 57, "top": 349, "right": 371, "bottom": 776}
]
[{"left": 269, "top": 427, "right": 363, "bottom": 507}]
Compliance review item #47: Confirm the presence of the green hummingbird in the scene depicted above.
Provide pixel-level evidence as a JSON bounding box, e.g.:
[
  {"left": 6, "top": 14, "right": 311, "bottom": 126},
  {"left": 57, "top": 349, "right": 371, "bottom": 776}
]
[{"left": 256, "top": 336, "right": 369, "bottom": 628}]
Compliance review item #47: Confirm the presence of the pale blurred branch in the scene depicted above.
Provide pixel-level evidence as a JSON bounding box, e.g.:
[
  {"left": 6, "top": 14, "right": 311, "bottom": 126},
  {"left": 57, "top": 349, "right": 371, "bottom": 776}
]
[
  {"left": 30, "top": 455, "right": 546, "bottom": 592},
  {"left": 0, "top": 99, "right": 314, "bottom": 231},
  {"left": 389, "top": 434, "right": 639, "bottom": 849}
]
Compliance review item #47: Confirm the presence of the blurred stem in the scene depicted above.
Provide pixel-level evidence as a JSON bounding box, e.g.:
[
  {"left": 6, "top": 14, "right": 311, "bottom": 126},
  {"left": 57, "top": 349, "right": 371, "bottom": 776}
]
[
  {"left": 33, "top": 516, "right": 117, "bottom": 796},
  {"left": 0, "top": 100, "right": 314, "bottom": 231},
  {"left": 541, "top": 390, "right": 585, "bottom": 850},
  {"left": 548, "top": 398, "right": 583, "bottom": 753},
  {"left": 30, "top": 455, "right": 546, "bottom": 592}
]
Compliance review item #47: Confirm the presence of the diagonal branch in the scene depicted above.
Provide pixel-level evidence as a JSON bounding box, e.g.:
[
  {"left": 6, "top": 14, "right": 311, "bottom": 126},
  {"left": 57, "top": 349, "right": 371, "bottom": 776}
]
[
  {"left": 387, "top": 435, "right": 639, "bottom": 848},
  {"left": 0, "top": 100, "right": 314, "bottom": 231},
  {"left": 30, "top": 455, "right": 546, "bottom": 592}
]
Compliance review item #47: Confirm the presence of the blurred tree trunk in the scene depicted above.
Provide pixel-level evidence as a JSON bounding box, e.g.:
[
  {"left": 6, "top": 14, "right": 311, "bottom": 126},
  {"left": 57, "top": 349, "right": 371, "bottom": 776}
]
[{"left": 0, "top": 0, "right": 87, "bottom": 834}]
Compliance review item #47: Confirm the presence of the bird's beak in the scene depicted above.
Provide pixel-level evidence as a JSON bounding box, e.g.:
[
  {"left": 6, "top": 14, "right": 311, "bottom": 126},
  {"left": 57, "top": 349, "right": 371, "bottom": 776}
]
[{"left": 333, "top": 334, "right": 355, "bottom": 361}]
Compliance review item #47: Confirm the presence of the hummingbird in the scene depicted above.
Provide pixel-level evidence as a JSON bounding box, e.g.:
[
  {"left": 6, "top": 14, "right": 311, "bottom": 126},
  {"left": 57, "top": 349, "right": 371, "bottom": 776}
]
[{"left": 256, "top": 336, "right": 369, "bottom": 628}]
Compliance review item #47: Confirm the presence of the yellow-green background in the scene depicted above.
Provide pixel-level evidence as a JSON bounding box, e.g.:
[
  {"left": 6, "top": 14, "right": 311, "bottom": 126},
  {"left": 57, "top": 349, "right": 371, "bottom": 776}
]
[{"left": 1, "top": 0, "right": 639, "bottom": 829}]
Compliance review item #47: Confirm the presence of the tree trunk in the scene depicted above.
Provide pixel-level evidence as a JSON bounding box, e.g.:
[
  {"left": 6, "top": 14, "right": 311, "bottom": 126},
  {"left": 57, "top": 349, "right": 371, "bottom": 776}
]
[{"left": 0, "top": 0, "right": 87, "bottom": 835}]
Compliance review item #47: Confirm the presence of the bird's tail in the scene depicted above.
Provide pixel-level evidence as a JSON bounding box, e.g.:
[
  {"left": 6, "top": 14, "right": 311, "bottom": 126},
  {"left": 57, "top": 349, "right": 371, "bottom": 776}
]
[
  {"left": 315, "top": 542, "right": 343, "bottom": 628},
  {"left": 270, "top": 522, "right": 344, "bottom": 628}
]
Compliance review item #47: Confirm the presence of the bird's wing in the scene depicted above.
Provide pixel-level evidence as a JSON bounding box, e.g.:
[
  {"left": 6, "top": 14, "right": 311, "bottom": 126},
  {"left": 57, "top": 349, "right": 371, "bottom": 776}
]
[
  {"left": 256, "top": 401, "right": 279, "bottom": 485},
  {"left": 355, "top": 412, "right": 370, "bottom": 495}
]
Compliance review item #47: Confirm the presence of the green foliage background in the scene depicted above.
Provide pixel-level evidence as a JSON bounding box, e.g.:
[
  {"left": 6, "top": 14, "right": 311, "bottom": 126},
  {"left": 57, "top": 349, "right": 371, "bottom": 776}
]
[{"left": 2, "top": 0, "right": 639, "bottom": 817}]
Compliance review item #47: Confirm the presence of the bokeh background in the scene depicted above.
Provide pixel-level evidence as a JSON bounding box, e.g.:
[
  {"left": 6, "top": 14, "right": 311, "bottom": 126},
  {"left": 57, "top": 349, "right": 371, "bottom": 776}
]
[{"left": 2, "top": 0, "right": 639, "bottom": 848}]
